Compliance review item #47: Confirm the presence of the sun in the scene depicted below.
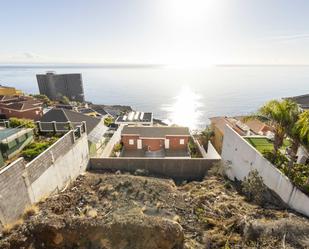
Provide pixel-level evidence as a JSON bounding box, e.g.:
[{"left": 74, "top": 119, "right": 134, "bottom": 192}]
[{"left": 168, "top": 0, "right": 215, "bottom": 24}]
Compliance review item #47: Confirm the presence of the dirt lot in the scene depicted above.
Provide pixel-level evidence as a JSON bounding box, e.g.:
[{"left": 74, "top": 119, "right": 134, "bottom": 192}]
[{"left": 0, "top": 171, "right": 309, "bottom": 249}]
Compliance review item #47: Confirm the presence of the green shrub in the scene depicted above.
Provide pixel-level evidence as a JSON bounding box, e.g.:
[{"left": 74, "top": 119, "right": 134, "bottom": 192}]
[
  {"left": 280, "top": 163, "right": 309, "bottom": 194},
  {"left": 263, "top": 150, "right": 288, "bottom": 167},
  {"left": 242, "top": 170, "right": 267, "bottom": 205},
  {"left": 9, "top": 117, "right": 35, "bottom": 129},
  {"left": 31, "top": 94, "right": 51, "bottom": 106},
  {"left": 104, "top": 117, "right": 114, "bottom": 126},
  {"left": 21, "top": 137, "right": 58, "bottom": 161},
  {"left": 113, "top": 143, "right": 123, "bottom": 153},
  {"left": 189, "top": 139, "right": 201, "bottom": 158}
]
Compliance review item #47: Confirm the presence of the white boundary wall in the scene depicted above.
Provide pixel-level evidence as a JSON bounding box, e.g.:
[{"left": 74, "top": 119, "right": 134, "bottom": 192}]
[{"left": 222, "top": 125, "right": 309, "bottom": 217}]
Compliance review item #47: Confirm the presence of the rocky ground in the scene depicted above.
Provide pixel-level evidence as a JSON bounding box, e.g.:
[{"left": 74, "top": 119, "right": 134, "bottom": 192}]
[{"left": 1, "top": 171, "right": 309, "bottom": 249}]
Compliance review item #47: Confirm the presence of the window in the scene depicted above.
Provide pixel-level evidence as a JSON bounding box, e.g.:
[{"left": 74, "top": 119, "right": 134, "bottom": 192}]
[
  {"left": 129, "top": 139, "right": 134, "bottom": 145},
  {"left": 180, "top": 139, "right": 185, "bottom": 145}
]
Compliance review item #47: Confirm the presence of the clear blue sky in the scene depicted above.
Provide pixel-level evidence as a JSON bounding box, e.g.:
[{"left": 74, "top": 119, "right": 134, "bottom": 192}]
[{"left": 1, "top": 0, "right": 309, "bottom": 65}]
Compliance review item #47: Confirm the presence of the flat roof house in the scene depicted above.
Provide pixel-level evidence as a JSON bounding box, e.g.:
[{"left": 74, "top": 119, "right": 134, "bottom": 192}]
[
  {"left": 115, "top": 111, "right": 153, "bottom": 126},
  {"left": 121, "top": 126, "right": 190, "bottom": 157},
  {"left": 0, "top": 127, "right": 34, "bottom": 167}
]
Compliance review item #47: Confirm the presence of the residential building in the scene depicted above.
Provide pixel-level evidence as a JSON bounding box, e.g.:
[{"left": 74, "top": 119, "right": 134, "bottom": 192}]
[
  {"left": 36, "top": 72, "right": 85, "bottom": 102},
  {"left": 0, "top": 85, "right": 22, "bottom": 96},
  {"left": 209, "top": 116, "right": 274, "bottom": 154},
  {"left": 121, "top": 126, "right": 190, "bottom": 157},
  {"left": 0, "top": 127, "right": 34, "bottom": 167},
  {"left": 40, "top": 108, "right": 108, "bottom": 156},
  {"left": 287, "top": 94, "right": 309, "bottom": 110},
  {"left": 115, "top": 111, "right": 153, "bottom": 125},
  {"left": 0, "top": 95, "right": 43, "bottom": 120}
]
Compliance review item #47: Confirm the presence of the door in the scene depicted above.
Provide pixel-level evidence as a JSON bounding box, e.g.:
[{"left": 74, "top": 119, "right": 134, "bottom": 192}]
[
  {"left": 137, "top": 139, "right": 142, "bottom": 149},
  {"left": 165, "top": 139, "right": 170, "bottom": 149}
]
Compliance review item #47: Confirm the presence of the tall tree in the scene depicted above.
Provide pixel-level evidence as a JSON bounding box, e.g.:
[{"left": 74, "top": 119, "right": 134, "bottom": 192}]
[
  {"left": 254, "top": 99, "right": 300, "bottom": 153},
  {"left": 295, "top": 110, "right": 309, "bottom": 149}
]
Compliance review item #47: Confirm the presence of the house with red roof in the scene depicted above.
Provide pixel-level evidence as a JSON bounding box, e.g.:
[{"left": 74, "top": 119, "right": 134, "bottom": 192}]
[{"left": 0, "top": 95, "right": 43, "bottom": 120}]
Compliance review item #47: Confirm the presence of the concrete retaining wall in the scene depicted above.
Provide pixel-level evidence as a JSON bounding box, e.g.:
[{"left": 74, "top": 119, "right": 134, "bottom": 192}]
[
  {"left": 90, "top": 157, "right": 220, "bottom": 180},
  {"left": 0, "top": 131, "right": 89, "bottom": 227},
  {"left": 222, "top": 125, "right": 309, "bottom": 217}
]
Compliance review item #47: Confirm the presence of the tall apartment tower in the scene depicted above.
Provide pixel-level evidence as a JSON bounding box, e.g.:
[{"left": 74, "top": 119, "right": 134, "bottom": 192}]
[{"left": 36, "top": 71, "right": 85, "bottom": 102}]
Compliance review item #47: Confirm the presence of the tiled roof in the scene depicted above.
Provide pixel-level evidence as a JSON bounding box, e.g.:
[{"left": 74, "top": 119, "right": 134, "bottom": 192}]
[
  {"left": 122, "top": 126, "right": 190, "bottom": 138},
  {"left": 40, "top": 108, "right": 101, "bottom": 134},
  {"left": 209, "top": 117, "right": 246, "bottom": 136}
]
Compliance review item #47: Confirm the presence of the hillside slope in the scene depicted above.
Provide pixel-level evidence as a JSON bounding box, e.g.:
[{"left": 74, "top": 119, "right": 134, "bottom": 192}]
[{"left": 0, "top": 172, "right": 309, "bottom": 249}]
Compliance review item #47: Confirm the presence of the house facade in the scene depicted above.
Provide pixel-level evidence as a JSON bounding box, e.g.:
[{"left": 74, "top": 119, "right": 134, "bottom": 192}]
[{"left": 121, "top": 126, "right": 190, "bottom": 157}]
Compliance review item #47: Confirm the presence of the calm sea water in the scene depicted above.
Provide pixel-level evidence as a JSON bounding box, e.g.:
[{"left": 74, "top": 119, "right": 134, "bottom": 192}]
[{"left": 0, "top": 65, "right": 309, "bottom": 129}]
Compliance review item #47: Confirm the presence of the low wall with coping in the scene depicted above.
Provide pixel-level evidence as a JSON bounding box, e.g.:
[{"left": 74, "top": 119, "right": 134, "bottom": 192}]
[
  {"left": 222, "top": 125, "right": 309, "bottom": 217},
  {"left": 90, "top": 157, "right": 220, "bottom": 180},
  {"left": 0, "top": 131, "right": 89, "bottom": 227}
]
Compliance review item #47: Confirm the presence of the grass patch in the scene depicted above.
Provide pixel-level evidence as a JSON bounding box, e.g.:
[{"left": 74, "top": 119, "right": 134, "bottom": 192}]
[
  {"left": 245, "top": 137, "right": 291, "bottom": 154},
  {"left": 245, "top": 137, "right": 274, "bottom": 153}
]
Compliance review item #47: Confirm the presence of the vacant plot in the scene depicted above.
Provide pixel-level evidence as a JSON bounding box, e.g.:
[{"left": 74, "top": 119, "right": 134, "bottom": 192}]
[{"left": 1, "top": 172, "right": 309, "bottom": 249}]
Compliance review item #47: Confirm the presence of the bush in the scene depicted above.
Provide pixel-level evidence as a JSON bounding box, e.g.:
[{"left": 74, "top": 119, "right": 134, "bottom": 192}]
[
  {"left": 113, "top": 143, "right": 123, "bottom": 153},
  {"left": 189, "top": 138, "right": 201, "bottom": 158},
  {"left": 280, "top": 163, "right": 309, "bottom": 194},
  {"left": 9, "top": 117, "right": 35, "bottom": 129},
  {"left": 31, "top": 94, "right": 51, "bottom": 106},
  {"left": 263, "top": 151, "right": 309, "bottom": 195},
  {"left": 104, "top": 116, "right": 114, "bottom": 126},
  {"left": 22, "top": 137, "right": 58, "bottom": 161},
  {"left": 263, "top": 150, "right": 288, "bottom": 167},
  {"left": 242, "top": 170, "right": 267, "bottom": 205}
]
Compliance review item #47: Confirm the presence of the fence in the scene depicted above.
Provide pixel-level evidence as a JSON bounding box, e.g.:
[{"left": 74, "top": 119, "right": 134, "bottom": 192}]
[
  {"left": 36, "top": 121, "right": 87, "bottom": 136},
  {"left": 0, "top": 129, "right": 89, "bottom": 227},
  {"left": 222, "top": 125, "right": 309, "bottom": 217},
  {"left": 90, "top": 157, "right": 220, "bottom": 180}
]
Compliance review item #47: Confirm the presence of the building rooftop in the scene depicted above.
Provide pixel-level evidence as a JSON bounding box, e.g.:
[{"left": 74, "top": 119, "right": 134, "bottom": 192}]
[
  {"left": 210, "top": 116, "right": 274, "bottom": 136},
  {"left": 116, "top": 111, "right": 153, "bottom": 124},
  {"left": 0, "top": 128, "right": 32, "bottom": 142},
  {"left": 209, "top": 117, "right": 246, "bottom": 136},
  {"left": 0, "top": 128, "right": 23, "bottom": 141},
  {"left": 122, "top": 126, "right": 190, "bottom": 138},
  {"left": 40, "top": 108, "right": 101, "bottom": 134}
]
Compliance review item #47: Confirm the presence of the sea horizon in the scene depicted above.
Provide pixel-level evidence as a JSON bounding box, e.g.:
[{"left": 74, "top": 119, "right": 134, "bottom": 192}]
[{"left": 1, "top": 64, "right": 309, "bottom": 129}]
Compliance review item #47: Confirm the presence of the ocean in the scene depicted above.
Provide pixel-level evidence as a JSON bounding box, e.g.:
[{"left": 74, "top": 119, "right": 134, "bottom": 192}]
[{"left": 0, "top": 65, "right": 309, "bottom": 129}]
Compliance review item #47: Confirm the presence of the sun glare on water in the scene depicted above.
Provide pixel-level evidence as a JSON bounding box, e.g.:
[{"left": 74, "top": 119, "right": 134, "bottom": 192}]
[{"left": 162, "top": 86, "right": 203, "bottom": 129}]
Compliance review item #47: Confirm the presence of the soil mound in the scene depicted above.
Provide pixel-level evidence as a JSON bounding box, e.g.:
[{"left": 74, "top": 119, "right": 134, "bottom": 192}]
[{"left": 0, "top": 172, "right": 309, "bottom": 249}]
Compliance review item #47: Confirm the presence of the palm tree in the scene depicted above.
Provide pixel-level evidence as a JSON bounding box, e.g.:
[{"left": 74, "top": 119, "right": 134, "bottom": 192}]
[
  {"left": 249, "top": 99, "right": 300, "bottom": 153},
  {"left": 295, "top": 110, "right": 309, "bottom": 149},
  {"left": 199, "top": 127, "right": 214, "bottom": 152}
]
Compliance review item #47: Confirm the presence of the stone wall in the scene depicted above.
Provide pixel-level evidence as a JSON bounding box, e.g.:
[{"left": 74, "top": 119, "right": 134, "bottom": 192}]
[
  {"left": 90, "top": 157, "right": 220, "bottom": 180},
  {"left": 222, "top": 125, "right": 309, "bottom": 217},
  {"left": 0, "top": 158, "right": 30, "bottom": 225},
  {"left": 0, "top": 131, "right": 89, "bottom": 227}
]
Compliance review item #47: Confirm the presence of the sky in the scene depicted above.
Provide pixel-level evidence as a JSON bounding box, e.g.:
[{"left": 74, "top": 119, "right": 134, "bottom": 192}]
[{"left": 1, "top": 0, "right": 309, "bottom": 65}]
